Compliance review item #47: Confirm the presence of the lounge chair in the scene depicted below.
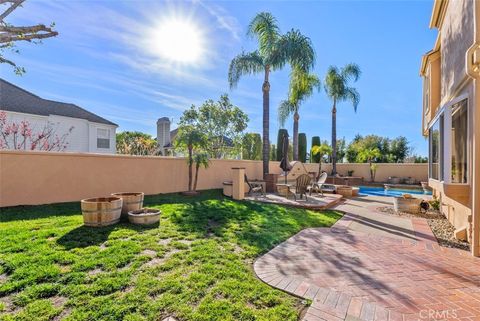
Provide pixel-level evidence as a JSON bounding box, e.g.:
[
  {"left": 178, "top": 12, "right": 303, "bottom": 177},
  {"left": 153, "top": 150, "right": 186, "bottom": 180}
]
[
  {"left": 309, "top": 172, "right": 328, "bottom": 196},
  {"left": 293, "top": 174, "right": 312, "bottom": 201},
  {"left": 244, "top": 174, "right": 265, "bottom": 196}
]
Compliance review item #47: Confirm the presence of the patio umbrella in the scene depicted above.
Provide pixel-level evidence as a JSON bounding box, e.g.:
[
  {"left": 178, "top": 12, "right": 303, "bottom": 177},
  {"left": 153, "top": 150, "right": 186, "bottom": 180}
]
[{"left": 279, "top": 132, "right": 292, "bottom": 184}]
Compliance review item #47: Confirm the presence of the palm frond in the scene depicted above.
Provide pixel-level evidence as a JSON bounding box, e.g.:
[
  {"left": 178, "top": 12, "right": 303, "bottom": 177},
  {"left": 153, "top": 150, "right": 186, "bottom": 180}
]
[
  {"left": 278, "top": 99, "right": 295, "bottom": 126},
  {"left": 274, "top": 29, "right": 315, "bottom": 72},
  {"left": 290, "top": 67, "right": 320, "bottom": 104},
  {"left": 324, "top": 66, "right": 343, "bottom": 100},
  {"left": 345, "top": 87, "right": 360, "bottom": 112},
  {"left": 341, "top": 63, "right": 361, "bottom": 82},
  {"left": 228, "top": 51, "right": 264, "bottom": 89},
  {"left": 247, "top": 12, "right": 280, "bottom": 57}
]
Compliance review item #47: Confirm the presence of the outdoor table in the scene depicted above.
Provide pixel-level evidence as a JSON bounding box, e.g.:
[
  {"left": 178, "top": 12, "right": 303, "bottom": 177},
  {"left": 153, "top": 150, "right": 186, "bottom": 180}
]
[{"left": 276, "top": 183, "right": 292, "bottom": 198}]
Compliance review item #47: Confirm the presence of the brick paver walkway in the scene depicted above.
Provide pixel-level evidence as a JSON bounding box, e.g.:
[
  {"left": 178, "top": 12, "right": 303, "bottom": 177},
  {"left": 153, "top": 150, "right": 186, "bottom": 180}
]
[{"left": 254, "top": 198, "right": 480, "bottom": 321}]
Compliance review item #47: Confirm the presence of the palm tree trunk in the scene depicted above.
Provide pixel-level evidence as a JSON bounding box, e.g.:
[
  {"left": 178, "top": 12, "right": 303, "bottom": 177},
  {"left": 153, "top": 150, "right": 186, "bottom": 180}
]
[
  {"left": 317, "top": 160, "right": 322, "bottom": 180},
  {"left": 331, "top": 99, "right": 337, "bottom": 175},
  {"left": 193, "top": 163, "right": 200, "bottom": 192},
  {"left": 188, "top": 145, "right": 193, "bottom": 191},
  {"left": 262, "top": 66, "right": 271, "bottom": 178},
  {"left": 293, "top": 111, "right": 299, "bottom": 161}
]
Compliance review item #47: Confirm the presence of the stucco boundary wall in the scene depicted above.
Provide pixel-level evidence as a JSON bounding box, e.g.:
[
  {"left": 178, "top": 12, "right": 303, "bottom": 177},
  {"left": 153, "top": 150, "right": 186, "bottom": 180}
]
[{"left": 0, "top": 151, "right": 427, "bottom": 207}]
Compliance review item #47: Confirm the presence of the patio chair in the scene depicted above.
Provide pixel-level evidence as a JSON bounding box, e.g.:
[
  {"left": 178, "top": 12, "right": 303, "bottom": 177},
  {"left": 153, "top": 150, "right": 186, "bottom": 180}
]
[
  {"left": 294, "top": 174, "right": 312, "bottom": 201},
  {"left": 244, "top": 174, "right": 265, "bottom": 196},
  {"left": 309, "top": 172, "right": 328, "bottom": 196}
]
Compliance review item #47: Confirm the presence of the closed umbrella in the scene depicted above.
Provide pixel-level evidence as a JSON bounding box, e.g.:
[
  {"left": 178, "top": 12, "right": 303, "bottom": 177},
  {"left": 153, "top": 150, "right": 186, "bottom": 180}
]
[{"left": 279, "top": 132, "right": 292, "bottom": 184}]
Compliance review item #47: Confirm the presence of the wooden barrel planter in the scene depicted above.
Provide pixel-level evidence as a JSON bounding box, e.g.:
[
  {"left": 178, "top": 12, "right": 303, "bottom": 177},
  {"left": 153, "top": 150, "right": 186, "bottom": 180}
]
[
  {"left": 393, "top": 196, "right": 422, "bottom": 214},
  {"left": 111, "top": 192, "right": 144, "bottom": 219},
  {"left": 81, "top": 197, "right": 123, "bottom": 227},
  {"left": 128, "top": 208, "right": 160, "bottom": 225}
]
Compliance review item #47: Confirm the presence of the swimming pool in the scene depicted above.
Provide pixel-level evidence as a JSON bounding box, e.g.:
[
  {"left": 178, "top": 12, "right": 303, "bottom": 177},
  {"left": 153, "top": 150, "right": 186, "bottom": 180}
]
[{"left": 359, "top": 186, "right": 432, "bottom": 197}]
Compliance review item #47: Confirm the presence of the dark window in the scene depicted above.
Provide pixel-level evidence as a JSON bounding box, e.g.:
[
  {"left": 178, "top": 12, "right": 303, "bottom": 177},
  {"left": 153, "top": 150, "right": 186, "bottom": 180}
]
[
  {"left": 451, "top": 99, "right": 468, "bottom": 183},
  {"left": 429, "top": 117, "right": 442, "bottom": 180},
  {"left": 97, "top": 129, "right": 110, "bottom": 149}
]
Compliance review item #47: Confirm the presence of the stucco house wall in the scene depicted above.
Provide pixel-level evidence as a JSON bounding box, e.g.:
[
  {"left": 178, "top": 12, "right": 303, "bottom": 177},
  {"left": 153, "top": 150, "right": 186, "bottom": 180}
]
[
  {"left": 440, "top": 0, "right": 474, "bottom": 101},
  {"left": 421, "top": 0, "right": 480, "bottom": 256}
]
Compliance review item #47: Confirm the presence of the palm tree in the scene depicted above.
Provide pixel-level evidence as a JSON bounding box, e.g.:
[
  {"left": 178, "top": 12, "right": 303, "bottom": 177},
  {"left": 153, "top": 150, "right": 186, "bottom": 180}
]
[
  {"left": 175, "top": 126, "right": 206, "bottom": 192},
  {"left": 229, "top": 12, "right": 315, "bottom": 178},
  {"left": 358, "top": 147, "right": 381, "bottom": 182},
  {"left": 279, "top": 67, "right": 320, "bottom": 161},
  {"left": 311, "top": 143, "right": 332, "bottom": 179},
  {"left": 192, "top": 152, "right": 210, "bottom": 192},
  {"left": 324, "top": 63, "right": 361, "bottom": 175}
]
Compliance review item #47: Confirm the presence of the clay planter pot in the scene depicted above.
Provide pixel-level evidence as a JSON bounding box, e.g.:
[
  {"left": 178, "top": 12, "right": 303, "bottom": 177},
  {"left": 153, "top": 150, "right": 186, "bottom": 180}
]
[
  {"left": 111, "top": 192, "right": 144, "bottom": 219},
  {"left": 393, "top": 196, "right": 422, "bottom": 214},
  {"left": 81, "top": 197, "right": 123, "bottom": 227},
  {"left": 128, "top": 208, "right": 160, "bottom": 225}
]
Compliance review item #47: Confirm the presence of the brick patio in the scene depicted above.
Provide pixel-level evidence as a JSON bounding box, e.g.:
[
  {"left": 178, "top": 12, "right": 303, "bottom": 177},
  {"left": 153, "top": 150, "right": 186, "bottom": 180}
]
[{"left": 254, "top": 198, "right": 480, "bottom": 321}]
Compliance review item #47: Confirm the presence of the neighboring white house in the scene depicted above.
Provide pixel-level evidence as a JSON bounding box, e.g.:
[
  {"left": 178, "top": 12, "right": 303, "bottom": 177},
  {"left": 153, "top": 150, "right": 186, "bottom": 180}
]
[{"left": 0, "top": 79, "right": 117, "bottom": 154}]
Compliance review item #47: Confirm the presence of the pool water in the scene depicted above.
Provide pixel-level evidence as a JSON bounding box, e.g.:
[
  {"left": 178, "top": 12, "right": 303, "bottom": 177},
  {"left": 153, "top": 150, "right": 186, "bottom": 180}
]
[{"left": 359, "top": 186, "right": 432, "bottom": 197}]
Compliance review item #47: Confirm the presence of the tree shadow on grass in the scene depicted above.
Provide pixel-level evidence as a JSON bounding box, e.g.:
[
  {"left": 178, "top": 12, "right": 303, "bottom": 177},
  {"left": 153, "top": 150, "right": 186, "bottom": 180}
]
[
  {"left": 168, "top": 194, "right": 341, "bottom": 255},
  {"left": 0, "top": 202, "right": 81, "bottom": 222},
  {"left": 56, "top": 222, "right": 158, "bottom": 250}
]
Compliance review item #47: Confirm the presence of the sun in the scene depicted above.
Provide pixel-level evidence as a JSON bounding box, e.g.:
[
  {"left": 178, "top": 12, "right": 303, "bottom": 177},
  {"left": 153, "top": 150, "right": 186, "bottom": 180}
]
[{"left": 151, "top": 18, "right": 204, "bottom": 64}]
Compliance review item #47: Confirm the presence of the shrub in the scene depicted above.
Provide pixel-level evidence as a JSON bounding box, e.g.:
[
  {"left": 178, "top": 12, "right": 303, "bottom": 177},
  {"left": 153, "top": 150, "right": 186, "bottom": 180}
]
[{"left": 298, "top": 133, "right": 307, "bottom": 163}]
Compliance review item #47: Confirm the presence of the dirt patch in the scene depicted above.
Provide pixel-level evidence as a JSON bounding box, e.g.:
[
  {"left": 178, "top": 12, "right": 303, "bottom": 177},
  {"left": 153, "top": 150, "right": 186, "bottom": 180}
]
[
  {"left": 50, "top": 296, "right": 68, "bottom": 308},
  {"left": 88, "top": 268, "right": 102, "bottom": 277},
  {"left": 141, "top": 249, "right": 157, "bottom": 257},
  {"left": 0, "top": 274, "right": 7, "bottom": 283},
  {"left": 158, "top": 238, "right": 171, "bottom": 246}
]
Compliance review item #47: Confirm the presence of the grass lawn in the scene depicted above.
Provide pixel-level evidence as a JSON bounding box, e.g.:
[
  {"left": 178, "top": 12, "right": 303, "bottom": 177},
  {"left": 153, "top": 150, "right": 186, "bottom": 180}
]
[{"left": 0, "top": 190, "right": 341, "bottom": 321}]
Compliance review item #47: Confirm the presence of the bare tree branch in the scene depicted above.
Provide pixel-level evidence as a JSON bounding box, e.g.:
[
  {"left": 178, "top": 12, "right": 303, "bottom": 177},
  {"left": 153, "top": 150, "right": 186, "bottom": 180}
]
[
  {"left": 0, "top": 0, "right": 58, "bottom": 74},
  {"left": 0, "top": 0, "right": 24, "bottom": 21}
]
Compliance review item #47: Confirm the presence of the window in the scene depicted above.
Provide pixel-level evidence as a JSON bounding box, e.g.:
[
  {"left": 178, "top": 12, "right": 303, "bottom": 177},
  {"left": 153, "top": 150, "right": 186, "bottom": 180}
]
[
  {"left": 423, "top": 75, "right": 430, "bottom": 116},
  {"left": 97, "top": 128, "right": 110, "bottom": 149},
  {"left": 451, "top": 99, "right": 468, "bottom": 183},
  {"left": 429, "top": 116, "right": 442, "bottom": 180}
]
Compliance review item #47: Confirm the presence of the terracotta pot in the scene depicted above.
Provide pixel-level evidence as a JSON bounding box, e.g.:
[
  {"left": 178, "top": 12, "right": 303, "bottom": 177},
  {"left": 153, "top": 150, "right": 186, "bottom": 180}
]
[
  {"left": 128, "top": 208, "right": 160, "bottom": 225},
  {"left": 393, "top": 196, "right": 422, "bottom": 214},
  {"left": 81, "top": 197, "right": 122, "bottom": 227},
  {"left": 111, "top": 192, "right": 144, "bottom": 219}
]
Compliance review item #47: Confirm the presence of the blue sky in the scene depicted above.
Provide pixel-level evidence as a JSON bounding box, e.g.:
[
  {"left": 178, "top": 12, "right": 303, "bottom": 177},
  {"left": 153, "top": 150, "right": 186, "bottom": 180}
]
[{"left": 2, "top": 0, "right": 436, "bottom": 156}]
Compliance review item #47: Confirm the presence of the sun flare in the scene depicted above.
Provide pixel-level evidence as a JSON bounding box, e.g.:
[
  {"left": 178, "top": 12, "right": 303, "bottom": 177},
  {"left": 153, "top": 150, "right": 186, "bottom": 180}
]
[{"left": 151, "top": 18, "right": 204, "bottom": 63}]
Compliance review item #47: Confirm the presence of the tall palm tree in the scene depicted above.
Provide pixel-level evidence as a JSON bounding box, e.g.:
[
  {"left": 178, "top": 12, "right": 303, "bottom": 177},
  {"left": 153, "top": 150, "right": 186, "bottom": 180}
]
[
  {"left": 229, "top": 12, "right": 315, "bottom": 178},
  {"left": 324, "top": 63, "right": 361, "bottom": 174},
  {"left": 279, "top": 67, "right": 320, "bottom": 161}
]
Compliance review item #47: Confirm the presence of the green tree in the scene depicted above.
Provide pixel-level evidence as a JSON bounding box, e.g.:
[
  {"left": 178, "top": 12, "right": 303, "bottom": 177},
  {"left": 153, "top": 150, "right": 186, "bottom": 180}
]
[
  {"left": 358, "top": 147, "right": 381, "bottom": 182},
  {"left": 276, "top": 129, "right": 288, "bottom": 161},
  {"left": 324, "top": 64, "right": 361, "bottom": 174},
  {"left": 116, "top": 131, "right": 159, "bottom": 156},
  {"left": 298, "top": 133, "right": 307, "bottom": 163},
  {"left": 174, "top": 126, "right": 207, "bottom": 192},
  {"left": 179, "top": 94, "right": 248, "bottom": 159},
  {"left": 242, "top": 133, "right": 262, "bottom": 160},
  {"left": 336, "top": 138, "right": 347, "bottom": 163},
  {"left": 229, "top": 12, "right": 315, "bottom": 177},
  {"left": 192, "top": 152, "right": 210, "bottom": 192},
  {"left": 270, "top": 144, "right": 277, "bottom": 161},
  {"left": 310, "top": 136, "right": 320, "bottom": 163},
  {"left": 311, "top": 143, "right": 332, "bottom": 179},
  {"left": 278, "top": 68, "right": 320, "bottom": 160},
  {"left": 389, "top": 136, "right": 410, "bottom": 163}
]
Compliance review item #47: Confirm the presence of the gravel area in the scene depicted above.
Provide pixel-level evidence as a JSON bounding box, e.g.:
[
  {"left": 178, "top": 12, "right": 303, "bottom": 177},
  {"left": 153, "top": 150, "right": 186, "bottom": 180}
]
[
  {"left": 376, "top": 206, "right": 443, "bottom": 219},
  {"left": 377, "top": 206, "right": 470, "bottom": 251}
]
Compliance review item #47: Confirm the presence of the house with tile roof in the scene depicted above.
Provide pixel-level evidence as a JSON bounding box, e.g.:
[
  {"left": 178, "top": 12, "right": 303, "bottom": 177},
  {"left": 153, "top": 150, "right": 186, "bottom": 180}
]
[{"left": 0, "top": 79, "right": 118, "bottom": 154}]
